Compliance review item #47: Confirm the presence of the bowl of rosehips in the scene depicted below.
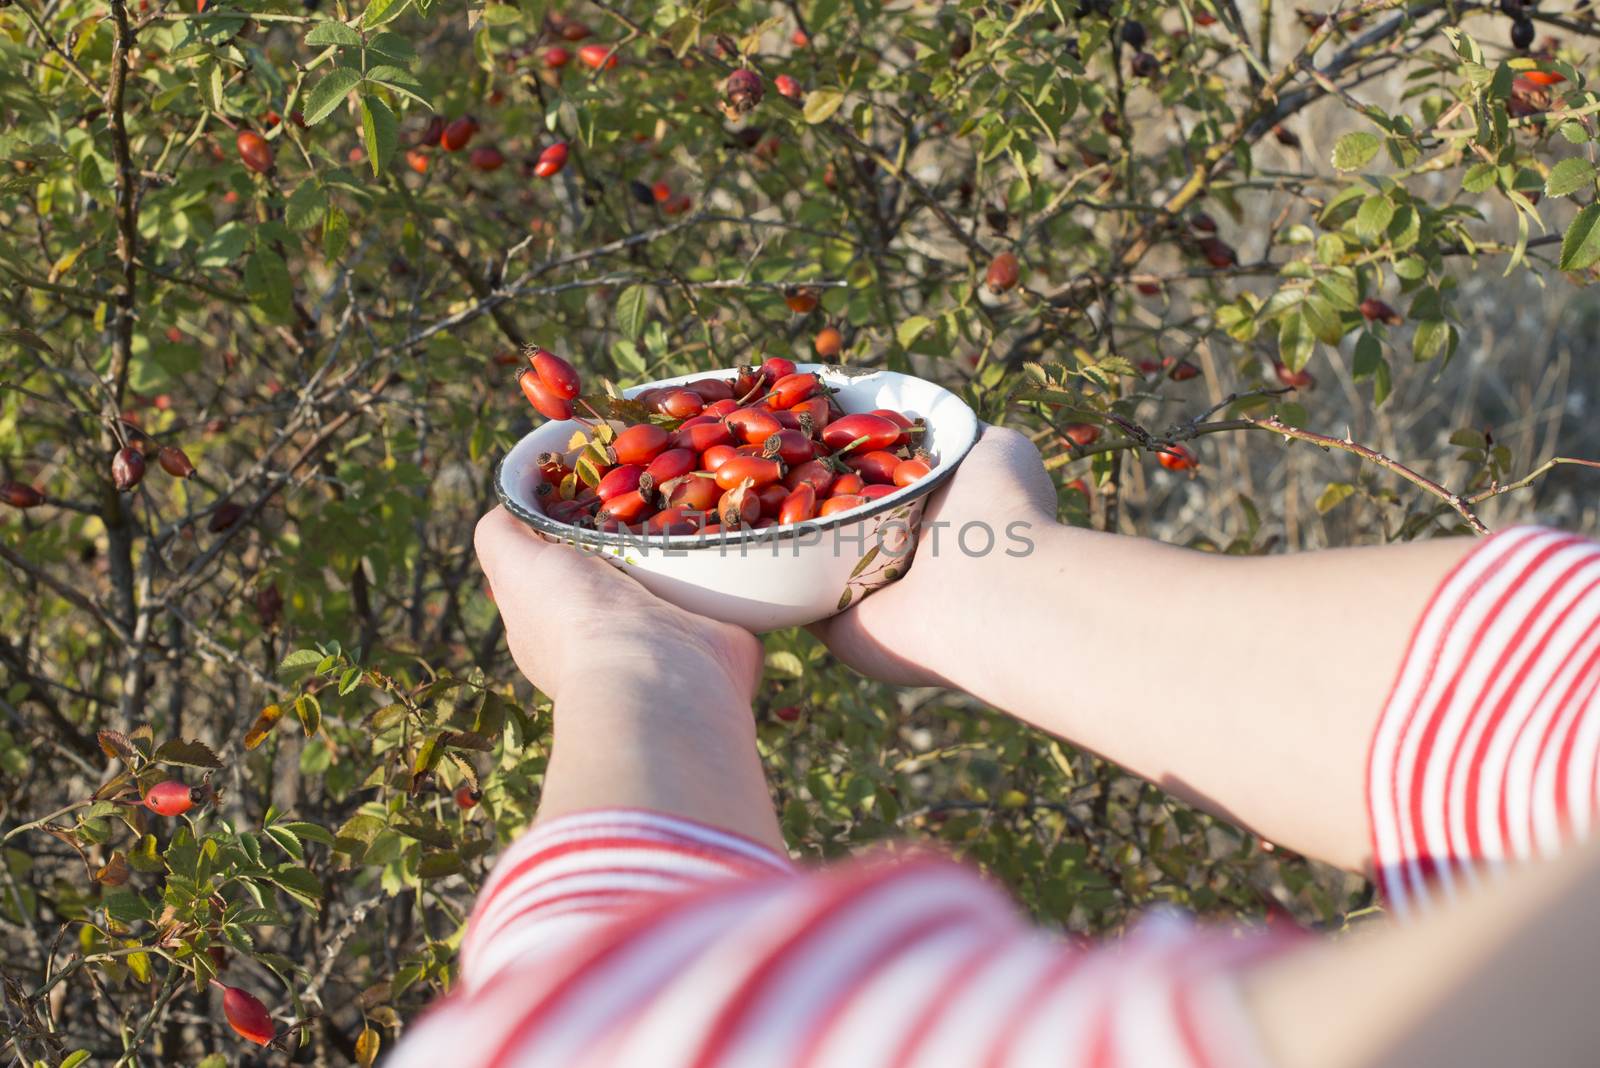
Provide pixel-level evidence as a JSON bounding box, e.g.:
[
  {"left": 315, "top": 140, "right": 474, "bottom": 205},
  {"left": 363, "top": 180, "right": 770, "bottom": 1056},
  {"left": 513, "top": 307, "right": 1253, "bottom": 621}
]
[{"left": 495, "top": 348, "right": 979, "bottom": 632}]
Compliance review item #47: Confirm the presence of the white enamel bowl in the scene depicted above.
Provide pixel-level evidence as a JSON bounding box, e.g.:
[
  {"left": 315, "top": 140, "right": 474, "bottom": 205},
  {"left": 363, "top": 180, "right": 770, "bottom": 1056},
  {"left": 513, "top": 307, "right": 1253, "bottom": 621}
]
[{"left": 494, "top": 363, "right": 980, "bottom": 632}]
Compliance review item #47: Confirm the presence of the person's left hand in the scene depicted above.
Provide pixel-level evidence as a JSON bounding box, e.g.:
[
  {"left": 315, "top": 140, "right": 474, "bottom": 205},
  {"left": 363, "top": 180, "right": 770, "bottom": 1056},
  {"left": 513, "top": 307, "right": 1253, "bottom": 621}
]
[{"left": 474, "top": 507, "right": 763, "bottom": 703}]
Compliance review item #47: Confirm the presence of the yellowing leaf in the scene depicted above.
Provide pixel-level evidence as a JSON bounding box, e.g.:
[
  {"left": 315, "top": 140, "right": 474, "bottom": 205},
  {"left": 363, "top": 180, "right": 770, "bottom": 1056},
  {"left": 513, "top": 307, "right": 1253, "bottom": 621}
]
[{"left": 244, "top": 704, "right": 285, "bottom": 749}]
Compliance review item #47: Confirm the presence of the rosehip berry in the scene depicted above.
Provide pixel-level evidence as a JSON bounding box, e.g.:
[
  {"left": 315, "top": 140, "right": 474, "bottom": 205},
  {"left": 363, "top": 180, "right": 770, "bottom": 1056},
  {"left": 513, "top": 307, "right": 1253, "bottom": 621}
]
[
  {"left": 208, "top": 501, "right": 244, "bottom": 533},
  {"left": 667, "top": 475, "right": 721, "bottom": 513},
  {"left": 646, "top": 506, "right": 700, "bottom": 535},
  {"left": 662, "top": 192, "right": 692, "bottom": 216},
  {"left": 726, "top": 407, "right": 783, "bottom": 445},
  {"left": 1195, "top": 11, "right": 1217, "bottom": 24},
  {"left": 1062, "top": 423, "right": 1101, "bottom": 447},
  {"left": 519, "top": 369, "right": 575, "bottom": 421},
  {"left": 870, "top": 408, "right": 916, "bottom": 446},
  {"left": 792, "top": 28, "right": 809, "bottom": 47},
  {"left": 768, "top": 372, "right": 821, "bottom": 410},
  {"left": 656, "top": 388, "right": 704, "bottom": 419},
  {"left": 559, "top": 19, "right": 592, "bottom": 40},
  {"left": 774, "top": 704, "right": 802, "bottom": 722},
  {"left": 405, "top": 149, "right": 430, "bottom": 174},
  {"left": 158, "top": 445, "right": 196, "bottom": 479},
  {"left": 858, "top": 483, "right": 897, "bottom": 500},
  {"left": 675, "top": 420, "right": 736, "bottom": 453},
  {"left": 846, "top": 449, "right": 903, "bottom": 485},
  {"left": 1273, "top": 361, "right": 1316, "bottom": 390},
  {"left": 724, "top": 68, "right": 764, "bottom": 114},
  {"left": 892, "top": 457, "right": 931, "bottom": 487},
  {"left": 545, "top": 45, "right": 572, "bottom": 68},
  {"left": 760, "top": 357, "right": 798, "bottom": 384},
  {"left": 596, "top": 464, "right": 645, "bottom": 502},
  {"left": 454, "top": 784, "right": 481, "bottom": 809},
  {"left": 830, "top": 472, "right": 865, "bottom": 496},
  {"left": 1359, "top": 298, "right": 1403, "bottom": 326},
  {"left": 764, "top": 428, "right": 816, "bottom": 466},
  {"left": 236, "top": 130, "right": 274, "bottom": 174},
  {"left": 652, "top": 180, "right": 672, "bottom": 203},
  {"left": 440, "top": 116, "right": 479, "bottom": 152},
  {"left": 1168, "top": 360, "right": 1200, "bottom": 381},
  {"left": 784, "top": 459, "right": 836, "bottom": 497},
  {"left": 688, "top": 377, "right": 735, "bottom": 403},
  {"left": 529, "top": 348, "right": 582, "bottom": 399},
  {"left": 774, "top": 74, "right": 803, "bottom": 100},
  {"left": 644, "top": 448, "right": 697, "bottom": 484},
  {"left": 754, "top": 482, "right": 790, "bottom": 517},
  {"left": 813, "top": 326, "right": 843, "bottom": 358},
  {"left": 612, "top": 424, "right": 672, "bottom": 465},
  {"left": 144, "top": 780, "right": 198, "bottom": 816},
  {"left": 220, "top": 985, "right": 275, "bottom": 1046},
  {"left": 596, "top": 489, "right": 654, "bottom": 525},
  {"left": 718, "top": 484, "right": 761, "bottom": 527},
  {"left": 1197, "top": 236, "right": 1237, "bottom": 268},
  {"left": 821, "top": 412, "right": 901, "bottom": 453},
  {"left": 783, "top": 287, "right": 819, "bottom": 314},
  {"left": 984, "top": 251, "right": 1021, "bottom": 293},
  {"left": 0, "top": 483, "right": 44, "bottom": 509},
  {"left": 1157, "top": 444, "right": 1198, "bottom": 471},
  {"left": 418, "top": 116, "right": 445, "bottom": 146},
  {"left": 470, "top": 145, "right": 505, "bottom": 171},
  {"left": 534, "top": 142, "right": 569, "bottom": 178},
  {"left": 578, "top": 43, "right": 619, "bottom": 70},
  {"left": 714, "top": 455, "right": 785, "bottom": 491},
  {"left": 818, "top": 493, "right": 866, "bottom": 517},
  {"left": 1065, "top": 477, "right": 1091, "bottom": 497},
  {"left": 1190, "top": 211, "right": 1218, "bottom": 234},
  {"left": 112, "top": 447, "right": 146, "bottom": 491},
  {"left": 777, "top": 483, "right": 817, "bottom": 524}
]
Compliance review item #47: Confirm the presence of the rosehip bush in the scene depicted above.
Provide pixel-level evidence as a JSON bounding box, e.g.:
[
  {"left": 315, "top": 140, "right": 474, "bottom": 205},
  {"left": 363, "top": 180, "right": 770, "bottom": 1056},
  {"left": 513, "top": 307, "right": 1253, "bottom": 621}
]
[{"left": 4, "top": 0, "right": 1600, "bottom": 1060}]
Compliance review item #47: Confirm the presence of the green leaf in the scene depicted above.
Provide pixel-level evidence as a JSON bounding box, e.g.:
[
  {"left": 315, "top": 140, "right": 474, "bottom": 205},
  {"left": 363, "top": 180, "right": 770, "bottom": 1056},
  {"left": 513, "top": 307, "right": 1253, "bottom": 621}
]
[
  {"left": 243, "top": 247, "right": 293, "bottom": 319},
  {"left": 367, "top": 31, "right": 416, "bottom": 63},
  {"left": 1315, "top": 482, "right": 1356, "bottom": 514},
  {"left": 338, "top": 667, "right": 362, "bottom": 696},
  {"left": 285, "top": 182, "right": 327, "bottom": 230},
  {"left": 278, "top": 649, "right": 323, "bottom": 672},
  {"left": 323, "top": 203, "right": 351, "bottom": 261},
  {"left": 802, "top": 89, "right": 846, "bottom": 124},
  {"left": 359, "top": 95, "right": 398, "bottom": 176},
  {"left": 1413, "top": 319, "right": 1452, "bottom": 362},
  {"left": 1461, "top": 162, "right": 1497, "bottom": 193},
  {"left": 296, "top": 692, "right": 323, "bottom": 733},
  {"left": 896, "top": 315, "right": 932, "bottom": 348},
  {"left": 1331, "top": 131, "right": 1381, "bottom": 171},
  {"left": 1560, "top": 203, "right": 1600, "bottom": 271},
  {"left": 1355, "top": 194, "right": 1395, "bottom": 241},
  {"left": 1277, "top": 310, "right": 1315, "bottom": 372},
  {"left": 304, "top": 67, "right": 361, "bottom": 126},
  {"left": 363, "top": 0, "right": 413, "bottom": 28},
  {"left": 154, "top": 738, "right": 223, "bottom": 769},
  {"left": 305, "top": 20, "right": 362, "bottom": 47},
  {"left": 1546, "top": 157, "right": 1597, "bottom": 199},
  {"left": 616, "top": 284, "right": 650, "bottom": 338}
]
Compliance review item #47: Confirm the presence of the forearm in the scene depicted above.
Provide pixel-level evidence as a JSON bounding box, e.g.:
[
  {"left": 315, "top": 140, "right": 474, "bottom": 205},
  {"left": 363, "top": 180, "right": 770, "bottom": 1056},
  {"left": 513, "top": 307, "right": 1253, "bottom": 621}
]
[
  {"left": 923, "top": 522, "right": 1473, "bottom": 870},
  {"left": 536, "top": 651, "right": 784, "bottom": 852}
]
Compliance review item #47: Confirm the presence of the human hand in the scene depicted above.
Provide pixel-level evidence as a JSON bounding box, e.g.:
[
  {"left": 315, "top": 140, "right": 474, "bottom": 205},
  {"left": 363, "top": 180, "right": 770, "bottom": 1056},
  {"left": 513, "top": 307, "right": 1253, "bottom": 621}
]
[
  {"left": 809, "top": 425, "right": 1058, "bottom": 688},
  {"left": 474, "top": 507, "right": 763, "bottom": 703}
]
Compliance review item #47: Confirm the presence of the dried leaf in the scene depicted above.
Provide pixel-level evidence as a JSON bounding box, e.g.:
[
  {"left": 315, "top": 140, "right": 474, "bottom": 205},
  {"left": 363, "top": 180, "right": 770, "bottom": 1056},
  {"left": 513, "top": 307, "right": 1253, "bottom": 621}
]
[
  {"left": 243, "top": 704, "right": 286, "bottom": 749},
  {"left": 95, "top": 851, "right": 130, "bottom": 886},
  {"left": 98, "top": 729, "right": 136, "bottom": 763},
  {"left": 153, "top": 738, "right": 223, "bottom": 769}
]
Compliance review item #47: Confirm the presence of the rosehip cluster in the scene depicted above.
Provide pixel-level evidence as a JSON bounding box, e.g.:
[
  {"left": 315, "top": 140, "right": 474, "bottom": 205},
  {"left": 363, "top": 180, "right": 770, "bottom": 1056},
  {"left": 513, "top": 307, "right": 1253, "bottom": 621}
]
[{"left": 515, "top": 349, "right": 936, "bottom": 534}]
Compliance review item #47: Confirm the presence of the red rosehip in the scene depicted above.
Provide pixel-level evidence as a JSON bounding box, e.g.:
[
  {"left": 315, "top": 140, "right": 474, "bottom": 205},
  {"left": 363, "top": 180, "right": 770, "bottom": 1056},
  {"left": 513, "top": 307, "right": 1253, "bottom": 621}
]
[
  {"left": 612, "top": 424, "right": 672, "bottom": 465},
  {"left": 774, "top": 74, "right": 803, "bottom": 100},
  {"left": 1273, "top": 362, "right": 1316, "bottom": 390},
  {"left": 545, "top": 45, "right": 572, "bottom": 68},
  {"left": 533, "top": 142, "right": 569, "bottom": 178},
  {"left": 0, "top": 482, "right": 44, "bottom": 509},
  {"left": 578, "top": 43, "right": 619, "bottom": 70},
  {"left": 1359, "top": 298, "right": 1404, "bottom": 326},
  {"left": 1197, "top": 236, "right": 1237, "bottom": 268},
  {"left": 236, "top": 130, "right": 274, "bottom": 174},
  {"left": 821, "top": 413, "right": 901, "bottom": 453},
  {"left": 774, "top": 704, "right": 802, "bottom": 723},
  {"left": 984, "top": 251, "right": 1021, "bottom": 293},
  {"left": 1062, "top": 423, "right": 1101, "bottom": 447},
  {"left": 158, "top": 445, "right": 196, "bottom": 479},
  {"left": 469, "top": 145, "right": 505, "bottom": 171},
  {"left": 713, "top": 455, "right": 785, "bottom": 491},
  {"left": 418, "top": 115, "right": 446, "bottom": 146},
  {"left": 454, "top": 784, "right": 480, "bottom": 809},
  {"left": 440, "top": 116, "right": 479, "bottom": 152},
  {"left": 518, "top": 369, "right": 574, "bottom": 421},
  {"left": 144, "top": 780, "right": 198, "bottom": 816},
  {"left": 112, "top": 447, "right": 146, "bottom": 491},
  {"left": 405, "top": 149, "right": 430, "bottom": 174},
  {"left": 724, "top": 68, "right": 764, "bottom": 114},
  {"left": 814, "top": 326, "right": 843, "bottom": 358},
  {"left": 220, "top": 985, "right": 275, "bottom": 1046},
  {"left": 1157, "top": 444, "right": 1198, "bottom": 471},
  {"left": 817, "top": 493, "right": 866, "bottom": 517},
  {"left": 1168, "top": 360, "right": 1200, "bottom": 382},
  {"left": 207, "top": 501, "right": 244, "bottom": 533},
  {"left": 529, "top": 348, "right": 581, "bottom": 399},
  {"left": 783, "top": 287, "right": 819, "bottom": 314}
]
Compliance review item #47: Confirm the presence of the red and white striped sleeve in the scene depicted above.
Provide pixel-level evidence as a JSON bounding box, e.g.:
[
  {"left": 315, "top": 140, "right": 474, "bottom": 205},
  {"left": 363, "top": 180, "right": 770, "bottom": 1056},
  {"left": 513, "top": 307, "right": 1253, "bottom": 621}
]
[
  {"left": 1367, "top": 525, "right": 1600, "bottom": 917},
  {"left": 388, "top": 808, "right": 1294, "bottom": 1068}
]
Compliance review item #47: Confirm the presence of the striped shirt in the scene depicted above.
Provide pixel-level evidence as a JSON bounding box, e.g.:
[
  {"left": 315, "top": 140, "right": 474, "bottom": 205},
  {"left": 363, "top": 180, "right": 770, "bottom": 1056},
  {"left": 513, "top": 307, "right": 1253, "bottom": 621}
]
[{"left": 392, "top": 526, "right": 1600, "bottom": 1067}]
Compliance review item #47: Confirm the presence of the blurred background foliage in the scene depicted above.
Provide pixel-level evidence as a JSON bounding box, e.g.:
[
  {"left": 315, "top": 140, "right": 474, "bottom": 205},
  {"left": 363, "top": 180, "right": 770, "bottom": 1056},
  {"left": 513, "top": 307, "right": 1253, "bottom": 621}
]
[{"left": 3, "top": 0, "right": 1600, "bottom": 1060}]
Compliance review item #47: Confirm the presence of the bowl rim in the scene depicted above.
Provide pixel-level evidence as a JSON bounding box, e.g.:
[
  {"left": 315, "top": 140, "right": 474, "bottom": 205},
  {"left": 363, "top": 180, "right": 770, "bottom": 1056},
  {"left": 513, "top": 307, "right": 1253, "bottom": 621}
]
[{"left": 493, "top": 363, "right": 980, "bottom": 550}]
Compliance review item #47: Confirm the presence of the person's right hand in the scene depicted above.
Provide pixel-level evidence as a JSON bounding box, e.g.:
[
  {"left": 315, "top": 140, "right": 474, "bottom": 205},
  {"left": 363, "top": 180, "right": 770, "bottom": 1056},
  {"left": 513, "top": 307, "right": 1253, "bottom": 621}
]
[{"left": 809, "top": 424, "right": 1059, "bottom": 688}]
